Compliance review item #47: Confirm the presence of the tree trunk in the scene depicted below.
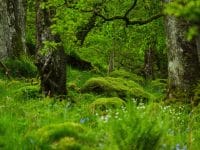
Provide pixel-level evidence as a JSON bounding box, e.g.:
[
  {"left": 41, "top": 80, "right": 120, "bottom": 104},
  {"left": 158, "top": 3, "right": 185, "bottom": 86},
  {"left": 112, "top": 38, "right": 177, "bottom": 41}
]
[
  {"left": 35, "top": 0, "right": 67, "bottom": 97},
  {"left": 0, "top": 0, "right": 26, "bottom": 59},
  {"left": 108, "top": 50, "right": 115, "bottom": 74},
  {"left": 165, "top": 15, "right": 200, "bottom": 100}
]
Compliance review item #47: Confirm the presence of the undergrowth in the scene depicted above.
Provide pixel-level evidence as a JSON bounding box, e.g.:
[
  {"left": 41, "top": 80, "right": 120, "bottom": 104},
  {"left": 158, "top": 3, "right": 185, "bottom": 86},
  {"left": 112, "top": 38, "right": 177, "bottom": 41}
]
[{"left": 0, "top": 69, "right": 200, "bottom": 150}]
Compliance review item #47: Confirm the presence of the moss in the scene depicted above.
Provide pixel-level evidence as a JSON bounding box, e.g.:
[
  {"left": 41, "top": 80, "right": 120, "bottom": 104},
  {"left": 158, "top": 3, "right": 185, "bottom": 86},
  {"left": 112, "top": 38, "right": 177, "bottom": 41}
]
[
  {"left": 68, "top": 82, "right": 80, "bottom": 92},
  {"left": 24, "top": 122, "right": 95, "bottom": 150},
  {"left": 109, "top": 69, "right": 144, "bottom": 84},
  {"left": 51, "top": 137, "right": 81, "bottom": 150},
  {"left": 90, "top": 97, "right": 125, "bottom": 112},
  {"left": 81, "top": 77, "right": 154, "bottom": 102}
]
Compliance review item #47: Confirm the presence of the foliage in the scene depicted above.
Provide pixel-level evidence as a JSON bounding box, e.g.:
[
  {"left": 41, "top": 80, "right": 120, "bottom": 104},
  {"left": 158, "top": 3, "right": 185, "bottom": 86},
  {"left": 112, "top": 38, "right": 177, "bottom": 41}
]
[
  {"left": 165, "top": 0, "right": 200, "bottom": 40},
  {"left": 165, "top": 0, "right": 200, "bottom": 22}
]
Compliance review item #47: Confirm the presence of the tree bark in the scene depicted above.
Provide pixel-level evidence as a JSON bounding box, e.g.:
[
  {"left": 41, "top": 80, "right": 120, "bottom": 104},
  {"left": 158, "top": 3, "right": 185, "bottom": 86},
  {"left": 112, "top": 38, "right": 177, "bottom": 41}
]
[
  {"left": 0, "top": 0, "right": 26, "bottom": 59},
  {"left": 165, "top": 15, "right": 200, "bottom": 100},
  {"left": 35, "top": 0, "right": 67, "bottom": 97}
]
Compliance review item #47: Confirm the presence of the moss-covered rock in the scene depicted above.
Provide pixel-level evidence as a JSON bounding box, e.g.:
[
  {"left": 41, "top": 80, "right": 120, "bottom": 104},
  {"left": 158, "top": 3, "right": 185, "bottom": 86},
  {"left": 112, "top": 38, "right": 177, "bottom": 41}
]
[
  {"left": 81, "top": 77, "right": 155, "bottom": 102},
  {"left": 24, "top": 122, "right": 95, "bottom": 150},
  {"left": 109, "top": 69, "right": 144, "bottom": 84},
  {"left": 90, "top": 97, "right": 125, "bottom": 112},
  {"left": 68, "top": 82, "right": 80, "bottom": 92}
]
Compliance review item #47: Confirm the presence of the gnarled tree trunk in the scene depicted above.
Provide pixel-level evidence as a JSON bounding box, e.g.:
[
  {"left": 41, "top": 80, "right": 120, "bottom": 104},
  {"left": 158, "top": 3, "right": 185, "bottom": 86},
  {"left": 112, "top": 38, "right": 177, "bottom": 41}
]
[
  {"left": 0, "top": 0, "right": 26, "bottom": 59},
  {"left": 165, "top": 15, "right": 200, "bottom": 100},
  {"left": 35, "top": 0, "right": 67, "bottom": 96}
]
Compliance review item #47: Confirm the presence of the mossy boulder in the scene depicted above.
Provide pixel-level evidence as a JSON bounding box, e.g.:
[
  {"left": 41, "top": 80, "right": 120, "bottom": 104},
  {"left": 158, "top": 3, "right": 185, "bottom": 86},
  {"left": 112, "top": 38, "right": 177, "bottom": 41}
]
[
  {"left": 68, "top": 82, "right": 80, "bottom": 92},
  {"left": 90, "top": 97, "right": 125, "bottom": 112},
  {"left": 81, "top": 77, "right": 155, "bottom": 102},
  {"left": 109, "top": 69, "right": 144, "bottom": 84},
  {"left": 24, "top": 122, "right": 95, "bottom": 150}
]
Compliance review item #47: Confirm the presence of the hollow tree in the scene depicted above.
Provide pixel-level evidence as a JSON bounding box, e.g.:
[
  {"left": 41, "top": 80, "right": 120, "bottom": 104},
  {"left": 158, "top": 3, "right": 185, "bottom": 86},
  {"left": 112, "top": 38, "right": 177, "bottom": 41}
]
[
  {"left": 35, "top": 0, "right": 67, "bottom": 96},
  {"left": 0, "top": 0, "right": 26, "bottom": 59}
]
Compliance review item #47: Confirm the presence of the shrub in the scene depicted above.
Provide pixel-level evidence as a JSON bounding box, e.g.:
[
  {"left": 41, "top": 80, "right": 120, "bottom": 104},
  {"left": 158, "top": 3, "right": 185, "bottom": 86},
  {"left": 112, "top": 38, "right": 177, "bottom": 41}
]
[{"left": 24, "top": 122, "right": 95, "bottom": 150}]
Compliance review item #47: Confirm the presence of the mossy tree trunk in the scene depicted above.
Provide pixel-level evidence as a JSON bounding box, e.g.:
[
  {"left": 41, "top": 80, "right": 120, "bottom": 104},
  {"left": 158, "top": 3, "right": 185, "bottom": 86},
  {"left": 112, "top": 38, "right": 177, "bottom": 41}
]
[
  {"left": 0, "top": 0, "right": 26, "bottom": 59},
  {"left": 35, "top": 0, "right": 67, "bottom": 96},
  {"left": 165, "top": 15, "right": 200, "bottom": 100}
]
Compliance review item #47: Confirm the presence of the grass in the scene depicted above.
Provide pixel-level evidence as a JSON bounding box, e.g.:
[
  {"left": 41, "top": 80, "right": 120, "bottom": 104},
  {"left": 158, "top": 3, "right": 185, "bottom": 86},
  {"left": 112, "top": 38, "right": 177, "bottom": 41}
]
[{"left": 0, "top": 68, "right": 200, "bottom": 149}]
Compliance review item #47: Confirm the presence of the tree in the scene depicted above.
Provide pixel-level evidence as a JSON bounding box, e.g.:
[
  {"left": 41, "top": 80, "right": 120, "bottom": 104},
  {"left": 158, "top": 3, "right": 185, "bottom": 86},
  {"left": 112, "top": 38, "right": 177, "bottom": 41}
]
[
  {"left": 0, "top": 0, "right": 26, "bottom": 59},
  {"left": 165, "top": 0, "right": 200, "bottom": 101},
  {"left": 35, "top": 0, "right": 67, "bottom": 96}
]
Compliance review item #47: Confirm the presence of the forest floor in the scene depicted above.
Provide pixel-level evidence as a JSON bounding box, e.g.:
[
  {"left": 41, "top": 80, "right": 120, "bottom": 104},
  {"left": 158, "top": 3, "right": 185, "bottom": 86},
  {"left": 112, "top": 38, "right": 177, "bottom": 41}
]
[{"left": 0, "top": 68, "right": 199, "bottom": 150}]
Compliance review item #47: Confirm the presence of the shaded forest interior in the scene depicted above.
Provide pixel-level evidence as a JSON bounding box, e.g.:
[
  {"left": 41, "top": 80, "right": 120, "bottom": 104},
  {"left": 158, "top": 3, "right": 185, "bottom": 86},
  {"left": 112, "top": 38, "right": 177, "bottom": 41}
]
[{"left": 0, "top": 0, "right": 200, "bottom": 149}]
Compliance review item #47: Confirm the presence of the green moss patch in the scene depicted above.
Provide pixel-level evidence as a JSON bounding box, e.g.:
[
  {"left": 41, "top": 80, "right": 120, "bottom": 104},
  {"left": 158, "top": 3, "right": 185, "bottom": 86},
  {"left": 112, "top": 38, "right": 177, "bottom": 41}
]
[
  {"left": 24, "top": 122, "right": 95, "bottom": 150},
  {"left": 81, "top": 77, "right": 155, "bottom": 102},
  {"left": 90, "top": 97, "right": 125, "bottom": 112}
]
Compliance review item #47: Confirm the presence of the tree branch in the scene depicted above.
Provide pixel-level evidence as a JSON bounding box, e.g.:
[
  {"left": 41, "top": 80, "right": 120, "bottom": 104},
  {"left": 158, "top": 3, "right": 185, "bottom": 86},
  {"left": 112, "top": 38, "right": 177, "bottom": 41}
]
[
  {"left": 124, "top": 0, "right": 137, "bottom": 17},
  {"left": 128, "top": 13, "right": 164, "bottom": 25}
]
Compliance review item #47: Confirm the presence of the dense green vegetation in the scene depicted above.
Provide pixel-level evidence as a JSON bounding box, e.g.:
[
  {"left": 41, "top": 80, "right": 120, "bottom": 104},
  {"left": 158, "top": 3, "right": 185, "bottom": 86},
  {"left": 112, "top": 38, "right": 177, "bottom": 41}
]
[
  {"left": 0, "top": 0, "right": 200, "bottom": 150},
  {"left": 0, "top": 67, "right": 200, "bottom": 149}
]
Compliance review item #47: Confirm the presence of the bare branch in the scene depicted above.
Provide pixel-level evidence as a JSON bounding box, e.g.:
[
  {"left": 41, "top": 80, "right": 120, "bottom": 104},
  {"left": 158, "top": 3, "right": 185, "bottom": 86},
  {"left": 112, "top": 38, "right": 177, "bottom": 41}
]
[
  {"left": 128, "top": 13, "right": 164, "bottom": 25},
  {"left": 124, "top": 0, "right": 137, "bottom": 17}
]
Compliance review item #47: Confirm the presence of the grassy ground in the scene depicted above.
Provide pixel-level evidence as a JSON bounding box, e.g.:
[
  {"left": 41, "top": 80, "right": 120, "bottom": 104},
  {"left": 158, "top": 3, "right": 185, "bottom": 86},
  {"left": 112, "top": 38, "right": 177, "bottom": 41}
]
[{"left": 0, "top": 68, "right": 200, "bottom": 150}]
